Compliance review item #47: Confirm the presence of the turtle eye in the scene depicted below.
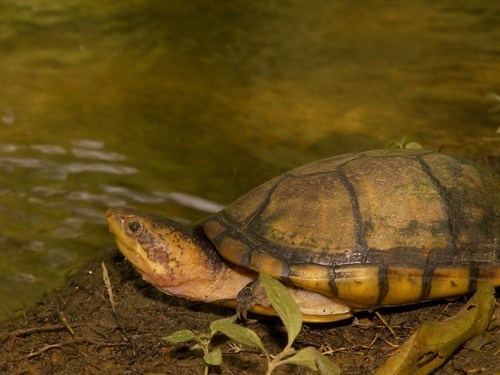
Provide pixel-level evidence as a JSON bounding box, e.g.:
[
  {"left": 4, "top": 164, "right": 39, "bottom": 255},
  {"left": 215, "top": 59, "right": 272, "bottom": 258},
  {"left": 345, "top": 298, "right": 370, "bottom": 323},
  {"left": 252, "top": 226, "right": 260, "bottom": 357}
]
[{"left": 124, "top": 219, "right": 143, "bottom": 236}]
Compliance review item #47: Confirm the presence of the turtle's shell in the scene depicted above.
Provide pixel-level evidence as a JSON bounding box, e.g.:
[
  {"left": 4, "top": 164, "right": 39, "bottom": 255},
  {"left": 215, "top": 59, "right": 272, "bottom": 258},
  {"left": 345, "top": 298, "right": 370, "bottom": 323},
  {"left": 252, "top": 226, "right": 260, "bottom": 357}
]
[{"left": 203, "top": 149, "right": 499, "bottom": 308}]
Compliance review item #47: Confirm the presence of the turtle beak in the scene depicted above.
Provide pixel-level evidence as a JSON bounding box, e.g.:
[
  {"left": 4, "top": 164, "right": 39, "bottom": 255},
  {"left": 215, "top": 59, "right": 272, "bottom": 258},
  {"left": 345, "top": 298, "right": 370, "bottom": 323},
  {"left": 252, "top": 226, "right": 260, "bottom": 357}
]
[
  {"left": 105, "top": 207, "right": 139, "bottom": 232},
  {"left": 105, "top": 207, "right": 143, "bottom": 263},
  {"left": 106, "top": 207, "right": 125, "bottom": 235}
]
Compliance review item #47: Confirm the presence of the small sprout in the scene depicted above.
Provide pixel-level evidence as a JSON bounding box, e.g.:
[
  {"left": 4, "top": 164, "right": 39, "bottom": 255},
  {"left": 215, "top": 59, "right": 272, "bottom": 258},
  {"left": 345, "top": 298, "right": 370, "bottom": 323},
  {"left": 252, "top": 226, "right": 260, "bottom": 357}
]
[
  {"left": 163, "top": 316, "right": 237, "bottom": 375},
  {"left": 215, "top": 273, "right": 339, "bottom": 375},
  {"left": 404, "top": 141, "right": 423, "bottom": 150},
  {"left": 387, "top": 136, "right": 423, "bottom": 150},
  {"left": 163, "top": 273, "right": 340, "bottom": 374}
]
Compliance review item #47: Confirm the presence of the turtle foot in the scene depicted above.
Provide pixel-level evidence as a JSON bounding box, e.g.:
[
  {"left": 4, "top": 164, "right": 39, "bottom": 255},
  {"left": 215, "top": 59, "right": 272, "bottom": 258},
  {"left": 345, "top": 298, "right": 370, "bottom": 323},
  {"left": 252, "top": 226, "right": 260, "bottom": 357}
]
[{"left": 236, "top": 279, "right": 262, "bottom": 323}]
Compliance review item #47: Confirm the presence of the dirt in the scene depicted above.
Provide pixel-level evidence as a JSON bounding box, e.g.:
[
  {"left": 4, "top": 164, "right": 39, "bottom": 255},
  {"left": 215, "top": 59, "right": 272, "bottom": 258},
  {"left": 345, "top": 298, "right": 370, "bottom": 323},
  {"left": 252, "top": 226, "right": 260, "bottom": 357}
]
[{"left": 0, "top": 248, "right": 498, "bottom": 375}]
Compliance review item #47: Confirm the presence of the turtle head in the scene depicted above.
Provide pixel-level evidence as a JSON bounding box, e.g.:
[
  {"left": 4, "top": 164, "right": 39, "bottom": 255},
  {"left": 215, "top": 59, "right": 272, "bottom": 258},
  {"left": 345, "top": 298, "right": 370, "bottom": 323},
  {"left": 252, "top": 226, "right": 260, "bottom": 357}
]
[{"left": 106, "top": 207, "right": 223, "bottom": 298}]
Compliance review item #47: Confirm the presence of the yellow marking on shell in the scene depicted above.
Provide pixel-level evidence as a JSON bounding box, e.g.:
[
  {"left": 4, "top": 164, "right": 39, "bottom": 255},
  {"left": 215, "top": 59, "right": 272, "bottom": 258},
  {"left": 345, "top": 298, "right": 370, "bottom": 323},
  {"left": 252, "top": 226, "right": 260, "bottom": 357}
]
[
  {"left": 382, "top": 267, "right": 423, "bottom": 305},
  {"left": 218, "top": 237, "right": 249, "bottom": 266},
  {"left": 203, "top": 219, "right": 226, "bottom": 240},
  {"left": 289, "top": 264, "right": 330, "bottom": 294},
  {"left": 334, "top": 266, "right": 379, "bottom": 307},
  {"left": 248, "top": 250, "right": 285, "bottom": 278},
  {"left": 479, "top": 266, "right": 500, "bottom": 286},
  {"left": 428, "top": 268, "right": 469, "bottom": 299}
]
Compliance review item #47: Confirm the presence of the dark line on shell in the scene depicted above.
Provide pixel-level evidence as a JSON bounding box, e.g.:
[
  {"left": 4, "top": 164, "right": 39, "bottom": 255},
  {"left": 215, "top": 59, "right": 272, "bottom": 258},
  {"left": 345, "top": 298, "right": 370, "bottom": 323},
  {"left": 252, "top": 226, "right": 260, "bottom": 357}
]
[
  {"left": 282, "top": 262, "right": 291, "bottom": 277},
  {"left": 421, "top": 265, "right": 434, "bottom": 299},
  {"left": 241, "top": 174, "right": 290, "bottom": 231},
  {"left": 468, "top": 264, "right": 480, "bottom": 294},
  {"left": 279, "top": 262, "right": 292, "bottom": 284},
  {"left": 240, "top": 247, "right": 252, "bottom": 267},
  {"left": 416, "top": 156, "right": 458, "bottom": 250},
  {"left": 328, "top": 268, "right": 338, "bottom": 297},
  {"left": 377, "top": 264, "right": 389, "bottom": 305},
  {"left": 338, "top": 169, "right": 368, "bottom": 263}
]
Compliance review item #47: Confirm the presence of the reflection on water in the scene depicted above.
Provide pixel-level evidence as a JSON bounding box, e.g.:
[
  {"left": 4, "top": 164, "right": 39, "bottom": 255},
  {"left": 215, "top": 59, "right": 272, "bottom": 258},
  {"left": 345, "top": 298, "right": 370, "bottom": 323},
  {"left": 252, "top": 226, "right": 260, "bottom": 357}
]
[
  {"left": 0, "top": 0, "right": 499, "bottom": 319},
  {"left": 0, "top": 137, "right": 223, "bottom": 318}
]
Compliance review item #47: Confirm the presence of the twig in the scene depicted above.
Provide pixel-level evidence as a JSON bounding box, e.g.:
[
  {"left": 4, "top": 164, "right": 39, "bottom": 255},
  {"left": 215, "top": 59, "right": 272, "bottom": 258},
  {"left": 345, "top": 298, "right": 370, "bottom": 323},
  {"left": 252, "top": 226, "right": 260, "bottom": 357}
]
[
  {"left": 101, "top": 263, "right": 134, "bottom": 353},
  {"left": 367, "top": 333, "right": 379, "bottom": 349},
  {"left": 58, "top": 311, "right": 75, "bottom": 336},
  {"left": 379, "top": 336, "right": 399, "bottom": 348},
  {"left": 322, "top": 347, "right": 347, "bottom": 355},
  {"left": 1, "top": 324, "right": 67, "bottom": 341},
  {"left": 26, "top": 338, "right": 130, "bottom": 359},
  {"left": 362, "top": 333, "right": 379, "bottom": 356},
  {"left": 320, "top": 343, "right": 348, "bottom": 355},
  {"left": 437, "top": 303, "right": 452, "bottom": 320},
  {"left": 375, "top": 311, "right": 399, "bottom": 339},
  {"left": 101, "top": 262, "right": 117, "bottom": 315}
]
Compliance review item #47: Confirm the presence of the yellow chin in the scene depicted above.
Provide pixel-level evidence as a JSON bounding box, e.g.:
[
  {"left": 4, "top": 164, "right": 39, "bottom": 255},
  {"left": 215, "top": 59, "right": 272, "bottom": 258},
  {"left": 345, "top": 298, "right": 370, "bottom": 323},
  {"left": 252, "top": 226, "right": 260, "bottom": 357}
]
[{"left": 108, "top": 218, "right": 151, "bottom": 276}]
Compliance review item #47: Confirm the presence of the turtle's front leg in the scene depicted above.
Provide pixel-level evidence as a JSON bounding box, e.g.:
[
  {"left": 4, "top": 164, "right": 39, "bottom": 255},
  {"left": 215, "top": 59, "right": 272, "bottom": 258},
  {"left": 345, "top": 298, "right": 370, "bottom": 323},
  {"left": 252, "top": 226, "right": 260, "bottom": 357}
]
[{"left": 236, "top": 279, "right": 267, "bottom": 322}]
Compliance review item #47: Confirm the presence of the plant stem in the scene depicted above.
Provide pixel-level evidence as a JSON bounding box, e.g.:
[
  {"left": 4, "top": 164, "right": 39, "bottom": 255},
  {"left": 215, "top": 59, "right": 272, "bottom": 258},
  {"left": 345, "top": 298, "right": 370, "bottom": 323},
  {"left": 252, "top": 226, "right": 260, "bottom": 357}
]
[
  {"left": 196, "top": 338, "right": 211, "bottom": 375},
  {"left": 265, "top": 346, "right": 295, "bottom": 375}
]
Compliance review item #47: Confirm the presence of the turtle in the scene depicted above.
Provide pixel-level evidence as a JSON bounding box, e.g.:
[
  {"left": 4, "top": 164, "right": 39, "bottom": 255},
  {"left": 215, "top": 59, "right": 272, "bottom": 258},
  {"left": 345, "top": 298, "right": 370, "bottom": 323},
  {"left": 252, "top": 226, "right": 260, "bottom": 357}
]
[{"left": 106, "top": 149, "right": 499, "bottom": 322}]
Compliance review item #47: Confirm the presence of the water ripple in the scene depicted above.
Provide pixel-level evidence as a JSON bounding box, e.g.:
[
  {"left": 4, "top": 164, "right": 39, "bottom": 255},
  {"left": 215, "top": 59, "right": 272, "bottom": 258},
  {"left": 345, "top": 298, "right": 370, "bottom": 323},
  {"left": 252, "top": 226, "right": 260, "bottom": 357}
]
[
  {"left": 56, "top": 162, "right": 137, "bottom": 177},
  {"left": 66, "top": 191, "right": 127, "bottom": 206},
  {"left": 31, "top": 186, "right": 66, "bottom": 196},
  {"left": 0, "top": 144, "right": 20, "bottom": 152},
  {"left": 0, "top": 156, "right": 47, "bottom": 169},
  {"left": 101, "top": 185, "right": 166, "bottom": 203},
  {"left": 30, "top": 144, "right": 66, "bottom": 154},
  {"left": 72, "top": 139, "right": 104, "bottom": 149},
  {"left": 159, "top": 191, "right": 224, "bottom": 213},
  {"left": 72, "top": 147, "right": 126, "bottom": 161}
]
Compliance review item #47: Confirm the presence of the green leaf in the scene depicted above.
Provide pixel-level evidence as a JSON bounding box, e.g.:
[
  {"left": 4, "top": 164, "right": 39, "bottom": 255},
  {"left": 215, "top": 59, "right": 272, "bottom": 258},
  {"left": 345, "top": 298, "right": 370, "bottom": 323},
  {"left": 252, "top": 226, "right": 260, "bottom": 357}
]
[
  {"left": 203, "top": 347, "right": 222, "bottom": 366},
  {"left": 281, "top": 347, "right": 341, "bottom": 375},
  {"left": 280, "top": 347, "right": 318, "bottom": 371},
  {"left": 315, "top": 352, "right": 341, "bottom": 375},
  {"left": 404, "top": 141, "right": 423, "bottom": 150},
  {"left": 375, "top": 284, "right": 495, "bottom": 375},
  {"left": 190, "top": 343, "right": 203, "bottom": 351},
  {"left": 209, "top": 315, "right": 237, "bottom": 335},
  {"left": 259, "top": 273, "right": 302, "bottom": 347},
  {"left": 162, "top": 329, "right": 196, "bottom": 344},
  {"left": 212, "top": 320, "right": 265, "bottom": 351}
]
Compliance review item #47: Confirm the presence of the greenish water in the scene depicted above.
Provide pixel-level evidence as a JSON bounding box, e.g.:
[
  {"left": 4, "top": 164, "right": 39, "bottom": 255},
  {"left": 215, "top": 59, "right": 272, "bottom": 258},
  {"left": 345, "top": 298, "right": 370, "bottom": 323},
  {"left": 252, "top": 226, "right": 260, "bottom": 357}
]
[{"left": 0, "top": 0, "right": 499, "bottom": 319}]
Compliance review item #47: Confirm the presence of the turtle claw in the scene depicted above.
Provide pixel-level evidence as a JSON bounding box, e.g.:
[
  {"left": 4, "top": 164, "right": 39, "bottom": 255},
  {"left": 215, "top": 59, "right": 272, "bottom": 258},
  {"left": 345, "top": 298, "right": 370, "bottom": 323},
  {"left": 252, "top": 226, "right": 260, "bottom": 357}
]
[{"left": 236, "top": 279, "right": 260, "bottom": 324}]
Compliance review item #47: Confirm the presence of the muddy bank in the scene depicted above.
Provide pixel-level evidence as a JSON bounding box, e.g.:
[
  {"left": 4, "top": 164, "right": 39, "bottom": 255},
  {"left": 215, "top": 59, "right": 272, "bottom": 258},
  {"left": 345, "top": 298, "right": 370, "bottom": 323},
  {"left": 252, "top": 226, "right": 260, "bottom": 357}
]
[{"left": 0, "top": 249, "right": 498, "bottom": 374}]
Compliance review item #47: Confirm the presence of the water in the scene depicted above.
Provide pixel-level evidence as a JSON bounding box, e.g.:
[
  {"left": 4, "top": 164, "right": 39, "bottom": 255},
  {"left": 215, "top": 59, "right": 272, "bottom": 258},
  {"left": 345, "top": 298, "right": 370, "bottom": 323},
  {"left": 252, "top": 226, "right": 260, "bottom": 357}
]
[{"left": 0, "top": 0, "right": 498, "bottom": 319}]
